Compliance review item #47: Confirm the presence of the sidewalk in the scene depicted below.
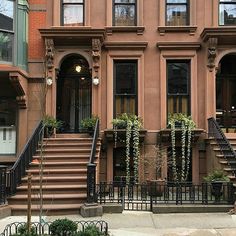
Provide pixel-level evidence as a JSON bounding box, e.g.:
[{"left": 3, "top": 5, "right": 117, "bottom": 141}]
[{"left": 0, "top": 212, "right": 236, "bottom": 236}]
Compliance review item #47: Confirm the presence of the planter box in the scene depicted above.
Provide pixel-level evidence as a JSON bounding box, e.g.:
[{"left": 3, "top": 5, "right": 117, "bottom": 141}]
[{"left": 104, "top": 129, "right": 147, "bottom": 143}]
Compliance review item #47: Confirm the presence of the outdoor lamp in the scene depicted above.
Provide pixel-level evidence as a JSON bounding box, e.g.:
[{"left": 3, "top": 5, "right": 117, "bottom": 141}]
[
  {"left": 93, "top": 76, "right": 99, "bottom": 85},
  {"left": 46, "top": 77, "right": 53, "bottom": 86}
]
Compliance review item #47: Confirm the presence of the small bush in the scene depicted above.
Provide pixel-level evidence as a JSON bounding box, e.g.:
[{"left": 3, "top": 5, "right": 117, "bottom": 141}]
[
  {"left": 81, "top": 115, "right": 99, "bottom": 130},
  {"left": 77, "top": 225, "right": 106, "bottom": 236},
  {"left": 14, "top": 224, "right": 37, "bottom": 236},
  {"left": 50, "top": 219, "right": 77, "bottom": 236}
]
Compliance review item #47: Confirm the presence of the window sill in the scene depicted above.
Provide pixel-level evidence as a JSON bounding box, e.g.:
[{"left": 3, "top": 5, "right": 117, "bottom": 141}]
[
  {"left": 105, "top": 26, "right": 145, "bottom": 35},
  {"left": 157, "top": 26, "right": 197, "bottom": 36}
]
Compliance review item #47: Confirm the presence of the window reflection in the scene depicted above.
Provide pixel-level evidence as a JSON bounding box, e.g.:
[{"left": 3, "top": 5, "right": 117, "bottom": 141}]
[
  {"left": 0, "top": 0, "right": 14, "bottom": 31},
  {"left": 219, "top": 0, "right": 236, "bottom": 25}
]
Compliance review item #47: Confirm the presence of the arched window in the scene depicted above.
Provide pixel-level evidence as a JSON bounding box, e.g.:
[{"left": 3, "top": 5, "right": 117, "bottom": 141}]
[{"left": 62, "top": 0, "right": 84, "bottom": 26}]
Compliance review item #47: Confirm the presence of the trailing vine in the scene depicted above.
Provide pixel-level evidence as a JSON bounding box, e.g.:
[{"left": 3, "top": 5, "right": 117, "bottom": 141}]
[
  {"left": 168, "top": 113, "right": 196, "bottom": 182},
  {"left": 112, "top": 113, "right": 142, "bottom": 185}
]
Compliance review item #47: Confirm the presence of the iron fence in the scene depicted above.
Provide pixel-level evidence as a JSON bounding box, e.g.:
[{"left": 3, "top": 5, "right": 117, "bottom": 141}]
[
  {"left": 0, "top": 220, "right": 108, "bottom": 236},
  {"left": 96, "top": 181, "right": 235, "bottom": 211}
]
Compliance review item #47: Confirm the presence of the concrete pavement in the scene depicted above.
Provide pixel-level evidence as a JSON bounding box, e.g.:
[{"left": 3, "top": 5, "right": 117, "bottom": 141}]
[{"left": 0, "top": 212, "right": 236, "bottom": 236}]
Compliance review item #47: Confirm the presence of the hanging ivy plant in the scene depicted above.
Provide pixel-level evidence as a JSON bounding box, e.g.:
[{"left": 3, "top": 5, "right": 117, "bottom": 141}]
[
  {"left": 168, "top": 113, "right": 196, "bottom": 182},
  {"left": 112, "top": 113, "right": 143, "bottom": 184}
]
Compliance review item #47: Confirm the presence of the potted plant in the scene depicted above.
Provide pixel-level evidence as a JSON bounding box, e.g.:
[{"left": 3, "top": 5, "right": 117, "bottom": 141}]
[
  {"left": 203, "top": 170, "right": 230, "bottom": 202},
  {"left": 112, "top": 113, "right": 143, "bottom": 184},
  {"left": 168, "top": 113, "right": 196, "bottom": 182},
  {"left": 43, "top": 115, "right": 62, "bottom": 138},
  {"left": 81, "top": 115, "right": 99, "bottom": 134}
]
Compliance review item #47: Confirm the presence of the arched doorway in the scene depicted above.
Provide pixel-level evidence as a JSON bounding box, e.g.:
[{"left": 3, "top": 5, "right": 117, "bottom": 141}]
[
  {"left": 56, "top": 55, "right": 92, "bottom": 133},
  {"left": 216, "top": 54, "right": 236, "bottom": 132}
]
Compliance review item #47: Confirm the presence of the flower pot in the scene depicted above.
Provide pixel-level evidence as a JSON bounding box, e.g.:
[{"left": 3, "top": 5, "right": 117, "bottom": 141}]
[
  {"left": 211, "top": 181, "right": 223, "bottom": 202},
  {"left": 147, "top": 179, "right": 165, "bottom": 197}
]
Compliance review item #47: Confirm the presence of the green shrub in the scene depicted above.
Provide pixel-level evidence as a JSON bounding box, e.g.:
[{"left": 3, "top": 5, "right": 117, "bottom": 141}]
[
  {"left": 43, "top": 115, "right": 62, "bottom": 129},
  {"left": 76, "top": 225, "right": 106, "bottom": 236},
  {"left": 81, "top": 115, "right": 99, "bottom": 130},
  {"left": 14, "top": 224, "right": 37, "bottom": 236},
  {"left": 203, "top": 170, "right": 230, "bottom": 182},
  {"left": 50, "top": 219, "right": 77, "bottom": 236}
]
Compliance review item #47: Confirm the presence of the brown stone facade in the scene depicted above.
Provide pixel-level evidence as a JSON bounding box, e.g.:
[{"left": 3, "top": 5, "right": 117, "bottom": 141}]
[{"left": 2, "top": 0, "right": 236, "bottom": 183}]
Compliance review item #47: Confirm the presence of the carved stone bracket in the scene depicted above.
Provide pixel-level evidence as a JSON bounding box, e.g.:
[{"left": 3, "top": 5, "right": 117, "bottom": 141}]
[
  {"left": 9, "top": 74, "right": 27, "bottom": 109},
  {"left": 207, "top": 37, "right": 218, "bottom": 72},
  {"left": 45, "top": 38, "right": 54, "bottom": 72},
  {"left": 92, "top": 38, "right": 101, "bottom": 78}
]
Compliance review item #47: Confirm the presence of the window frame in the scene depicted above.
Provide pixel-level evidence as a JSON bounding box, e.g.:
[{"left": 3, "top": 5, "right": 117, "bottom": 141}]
[
  {"left": 113, "top": 60, "right": 138, "bottom": 118},
  {"left": 165, "top": 0, "right": 189, "bottom": 26},
  {"left": 166, "top": 60, "right": 191, "bottom": 115},
  {"left": 112, "top": 0, "right": 137, "bottom": 26},
  {"left": 219, "top": 0, "right": 236, "bottom": 26},
  {"left": 61, "top": 0, "right": 85, "bottom": 26},
  {"left": 0, "top": 0, "right": 15, "bottom": 63}
]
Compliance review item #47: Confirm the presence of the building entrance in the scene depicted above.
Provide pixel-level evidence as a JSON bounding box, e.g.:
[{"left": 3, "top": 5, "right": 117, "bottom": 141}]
[{"left": 56, "top": 55, "right": 92, "bottom": 133}]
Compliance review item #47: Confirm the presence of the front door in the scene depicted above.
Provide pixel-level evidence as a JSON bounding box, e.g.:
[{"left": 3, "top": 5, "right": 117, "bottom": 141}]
[
  {"left": 57, "top": 54, "right": 92, "bottom": 133},
  {"left": 57, "top": 76, "right": 91, "bottom": 133},
  {"left": 216, "top": 75, "right": 236, "bottom": 132}
]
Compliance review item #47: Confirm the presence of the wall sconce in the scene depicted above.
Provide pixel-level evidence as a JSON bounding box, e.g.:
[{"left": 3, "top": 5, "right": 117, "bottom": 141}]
[
  {"left": 93, "top": 76, "right": 99, "bottom": 85},
  {"left": 46, "top": 77, "right": 53, "bottom": 86}
]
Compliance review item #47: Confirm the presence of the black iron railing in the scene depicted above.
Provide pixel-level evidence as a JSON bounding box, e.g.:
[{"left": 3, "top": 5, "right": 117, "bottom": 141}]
[
  {"left": 6, "top": 121, "right": 43, "bottom": 197},
  {"left": 96, "top": 182, "right": 235, "bottom": 211},
  {"left": 208, "top": 117, "right": 236, "bottom": 176},
  {"left": 0, "top": 220, "right": 108, "bottom": 236},
  {"left": 87, "top": 119, "right": 99, "bottom": 203},
  {"left": 0, "top": 166, "right": 7, "bottom": 204}
]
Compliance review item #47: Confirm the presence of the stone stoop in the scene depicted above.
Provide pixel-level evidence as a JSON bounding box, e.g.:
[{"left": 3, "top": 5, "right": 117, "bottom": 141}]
[{"left": 7, "top": 134, "right": 101, "bottom": 216}]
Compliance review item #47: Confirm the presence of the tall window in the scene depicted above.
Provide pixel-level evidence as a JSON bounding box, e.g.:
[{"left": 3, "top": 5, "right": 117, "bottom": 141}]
[
  {"left": 0, "top": 0, "right": 14, "bottom": 62},
  {"left": 114, "top": 60, "right": 137, "bottom": 117},
  {"left": 167, "top": 60, "right": 190, "bottom": 115},
  {"left": 166, "top": 0, "right": 189, "bottom": 26},
  {"left": 113, "top": 0, "right": 136, "bottom": 26},
  {"left": 62, "top": 0, "right": 84, "bottom": 26},
  {"left": 219, "top": 0, "right": 236, "bottom": 25}
]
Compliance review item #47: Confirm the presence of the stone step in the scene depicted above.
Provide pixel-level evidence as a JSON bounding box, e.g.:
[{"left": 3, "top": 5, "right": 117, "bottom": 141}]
[
  {"left": 32, "top": 154, "right": 98, "bottom": 161},
  {"left": 35, "top": 148, "right": 99, "bottom": 154},
  {"left": 40, "top": 143, "right": 99, "bottom": 150},
  {"left": 29, "top": 161, "right": 89, "bottom": 169},
  {"left": 10, "top": 203, "right": 82, "bottom": 216},
  {"left": 26, "top": 168, "right": 87, "bottom": 176}
]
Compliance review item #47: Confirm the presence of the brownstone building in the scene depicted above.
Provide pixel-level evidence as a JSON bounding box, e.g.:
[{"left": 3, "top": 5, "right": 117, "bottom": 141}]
[{"left": 1, "top": 0, "right": 236, "bottom": 214}]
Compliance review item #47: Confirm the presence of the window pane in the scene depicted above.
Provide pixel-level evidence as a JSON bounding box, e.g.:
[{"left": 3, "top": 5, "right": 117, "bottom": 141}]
[
  {"left": 166, "top": 5, "right": 187, "bottom": 26},
  {"left": 219, "top": 4, "right": 236, "bottom": 25},
  {"left": 115, "top": 5, "right": 135, "bottom": 26},
  {"left": 168, "top": 62, "right": 189, "bottom": 95},
  {"left": 64, "top": 5, "right": 83, "bottom": 25},
  {"left": 0, "top": 0, "right": 14, "bottom": 31},
  {"left": 63, "top": 0, "right": 83, "bottom": 3},
  {"left": 0, "top": 31, "right": 13, "bottom": 62}
]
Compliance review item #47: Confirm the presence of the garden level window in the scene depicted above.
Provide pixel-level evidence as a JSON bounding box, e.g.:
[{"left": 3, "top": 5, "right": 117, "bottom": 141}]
[
  {"left": 62, "top": 0, "right": 84, "bottom": 26},
  {"left": 114, "top": 60, "right": 137, "bottom": 117},
  {"left": 166, "top": 0, "right": 189, "bottom": 26},
  {"left": 167, "top": 60, "right": 190, "bottom": 115},
  {"left": 0, "top": 0, "right": 14, "bottom": 62},
  {"left": 219, "top": 0, "right": 236, "bottom": 25},
  {"left": 113, "top": 0, "right": 136, "bottom": 26}
]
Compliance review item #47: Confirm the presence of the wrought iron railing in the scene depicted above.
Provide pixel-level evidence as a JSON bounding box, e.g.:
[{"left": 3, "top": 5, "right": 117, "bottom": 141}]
[
  {"left": 87, "top": 119, "right": 100, "bottom": 203},
  {"left": 96, "top": 181, "right": 235, "bottom": 211},
  {"left": 6, "top": 121, "right": 43, "bottom": 197},
  {"left": 208, "top": 117, "right": 236, "bottom": 176},
  {"left": 0, "top": 220, "right": 108, "bottom": 236}
]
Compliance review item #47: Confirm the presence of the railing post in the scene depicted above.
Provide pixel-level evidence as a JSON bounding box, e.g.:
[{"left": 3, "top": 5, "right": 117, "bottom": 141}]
[
  {"left": 0, "top": 165, "right": 7, "bottom": 205},
  {"left": 87, "top": 163, "right": 96, "bottom": 203}
]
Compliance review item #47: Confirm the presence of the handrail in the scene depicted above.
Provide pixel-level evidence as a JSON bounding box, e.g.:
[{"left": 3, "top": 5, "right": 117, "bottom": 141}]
[
  {"left": 6, "top": 121, "right": 44, "bottom": 196},
  {"left": 87, "top": 119, "right": 99, "bottom": 203},
  {"left": 208, "top": 117, "right": 236, "bottom": 176}
]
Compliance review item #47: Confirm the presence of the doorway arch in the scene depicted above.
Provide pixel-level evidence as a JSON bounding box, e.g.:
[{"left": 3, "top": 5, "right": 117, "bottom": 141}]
[
  {"left": 56, "top": 54, "right": 92, "bottom": 133},
  {"left": 216, "top": 54, "right": 236, "bottom": 132}
]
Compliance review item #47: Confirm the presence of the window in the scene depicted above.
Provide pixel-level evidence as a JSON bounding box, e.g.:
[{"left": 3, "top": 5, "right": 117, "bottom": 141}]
[
  {"left": 113, "top": 0, "right": 136, "bottom": 26},
  {"left": 219, "top": 0, "right": 236, "bottom": 25},
  {"left": 167, "top": 60, "right": 190, "bottom": 115},
  {"left": 166, "top": 0, "right": 189, "bottom": 26},
  {"left": 0, "top": 0, "right": 14, "bottom": 62},
  {"left": 62, "top": 0, "right": 84, "bottom": 26},
  {"left": 114, "top": 60, "right": 137, "bottom": 117}
]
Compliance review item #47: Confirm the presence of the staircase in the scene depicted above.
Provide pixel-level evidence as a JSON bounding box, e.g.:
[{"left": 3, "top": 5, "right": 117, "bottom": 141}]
[
  {"left": 8, "top": 134, "right": 101, "bottom": 216},
  {"left": 209, "top": 135, "right": 236, "bottom": 185}
]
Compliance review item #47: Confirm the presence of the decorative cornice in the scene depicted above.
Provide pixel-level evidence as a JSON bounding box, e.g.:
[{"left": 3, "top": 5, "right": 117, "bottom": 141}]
[
  {"left": 157, "top": 26, "right": 197, "bottom": 36},
  {"left": 156, "top": 42, "right": 201, "bottom": 50},
  {"left": 201, "top": 27, "right": 236, "bottom": 42},
  {"left": 104, "top": 41, "right": 148, "bottom": 50},
  {"left": 105, "top": 26, "right": 145, "bottom": 35}
]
